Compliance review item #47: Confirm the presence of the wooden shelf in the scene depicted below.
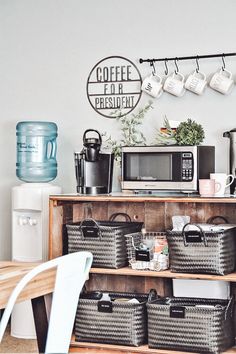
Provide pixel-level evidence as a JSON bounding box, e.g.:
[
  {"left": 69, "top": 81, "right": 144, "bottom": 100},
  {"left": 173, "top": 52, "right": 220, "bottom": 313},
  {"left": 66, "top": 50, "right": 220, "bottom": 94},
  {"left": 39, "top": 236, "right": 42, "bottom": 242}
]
[
  {"left": 90, "top": 266, "right": 236, "bottom": 282},
  {"left": 50, "top": 193, "right": 236, "bottom": 204},
  {"left": 70, "top": 340, "right": 236, "bottom": 354},
  {"left": 50, "top": 195, "right": 236, "bottom": 354}
]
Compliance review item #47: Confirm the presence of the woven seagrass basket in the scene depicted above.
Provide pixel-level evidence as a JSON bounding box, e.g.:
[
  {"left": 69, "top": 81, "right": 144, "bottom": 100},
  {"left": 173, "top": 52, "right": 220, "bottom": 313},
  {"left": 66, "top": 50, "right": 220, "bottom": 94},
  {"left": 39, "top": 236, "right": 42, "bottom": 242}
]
[
  {"left": 147, "top": 297, "right": 235, "bottom": 353},
  {"left": 75, "top": 290, "right": 157, "bottom": 346},
  {"left": 166, "top": 223, "right": 236, "bottom": 275},
  {"left": 66, "top": 215, "right": 143, "bottom": 269}
]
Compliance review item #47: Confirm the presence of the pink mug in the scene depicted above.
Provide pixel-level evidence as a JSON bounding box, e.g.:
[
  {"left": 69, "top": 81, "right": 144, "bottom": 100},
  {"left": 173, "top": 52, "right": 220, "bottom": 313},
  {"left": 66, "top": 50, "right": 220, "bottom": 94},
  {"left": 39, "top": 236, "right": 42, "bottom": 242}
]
[{"left": 199, "top": 179, "right": 221, "bottom": 196}]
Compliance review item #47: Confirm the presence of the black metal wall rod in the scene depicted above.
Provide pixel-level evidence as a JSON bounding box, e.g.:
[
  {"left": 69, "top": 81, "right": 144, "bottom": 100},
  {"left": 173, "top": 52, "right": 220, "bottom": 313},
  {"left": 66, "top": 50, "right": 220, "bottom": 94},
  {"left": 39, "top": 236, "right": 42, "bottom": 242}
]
[{"left": 139, "top": 52, "right": 236, "bottom": 64}]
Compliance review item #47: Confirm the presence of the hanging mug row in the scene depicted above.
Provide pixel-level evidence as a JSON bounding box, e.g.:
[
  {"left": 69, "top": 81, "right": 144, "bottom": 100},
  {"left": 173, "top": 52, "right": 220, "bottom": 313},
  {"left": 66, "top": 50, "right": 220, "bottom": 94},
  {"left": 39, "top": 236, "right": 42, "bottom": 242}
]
[{"left": 141, "top": 68, "right": 234, "bottom": 98}]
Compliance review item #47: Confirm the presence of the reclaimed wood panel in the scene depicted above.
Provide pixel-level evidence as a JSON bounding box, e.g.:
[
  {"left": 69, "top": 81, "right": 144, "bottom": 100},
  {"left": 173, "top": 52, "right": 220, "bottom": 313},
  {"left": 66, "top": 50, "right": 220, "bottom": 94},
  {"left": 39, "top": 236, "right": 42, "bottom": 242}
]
[
  {"left": 86, "top": 274, "right": 166, "bottom": 295},
  {"left": 49, "top": 200, "right": 63, "bottom": 259},
  {"left": 165, "top": 202, "right": 186, "bottom": 229},
  {"left": 90, "top": 267, "right": 236, "bottom": 282},
  {"left": 73, "top": 202, "right": 109, "bottom": 221},
  {"left": 203, "top": 203, "right": 226, "bottom": 223},
  {"left": 50, "top": 194, "right": 236, "bottom": 204},
  {"left": 186, "top": 202, "right": 199, "bottom": 222},
  {"left": 108, "top": 201, "right": 128, "bottom": 219},
  {"left": 73, "top": 202, "right": 89, "bottom": 221},
  {"left": 145, "top": 202, "right": 165, "bottom": 231},
  {"left": 86, "top": 274, "right": 108, "bottom": 292},
  {"left": 126, "top": 202, "right": 145, "bottom": 223},
  {"left": 143, "top": 277, "right": 170, "bottom": 297},
  {"left": 70, "top": 341, "right": 236, "bottom": 354},
  {"left": 225, "top": 204, "right": 236, "bottom": 223},
  {"left": 49, "top": 196, "right": 236, "bottom": 354}
]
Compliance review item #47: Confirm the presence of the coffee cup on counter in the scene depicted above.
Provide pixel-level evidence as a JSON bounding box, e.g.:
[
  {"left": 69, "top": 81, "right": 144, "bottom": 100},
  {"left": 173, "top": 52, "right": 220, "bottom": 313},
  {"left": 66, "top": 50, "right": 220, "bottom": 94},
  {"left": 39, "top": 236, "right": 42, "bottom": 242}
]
[
  {"left": 141, "top": 73, "right": 163, "bottom": 98},
  {"left": 210, "top": 173, "right": 234, "bottom": 196},
  {"left": 185, "top": 70, "right": 207, "bottom": 95},
  {"left": 199, "top": 179, "right": 221, "bottom": 197},
  {"left": 163, "top": 72, "right": 186, "bottom": 97}
]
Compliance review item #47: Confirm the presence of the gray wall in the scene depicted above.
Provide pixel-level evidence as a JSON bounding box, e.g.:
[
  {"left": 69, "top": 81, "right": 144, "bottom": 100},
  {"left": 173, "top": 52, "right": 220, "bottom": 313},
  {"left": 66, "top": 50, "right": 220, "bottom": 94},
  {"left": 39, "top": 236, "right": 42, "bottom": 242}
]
[{"left": 0, "top": 0, "right": 236, "bottom": 259}]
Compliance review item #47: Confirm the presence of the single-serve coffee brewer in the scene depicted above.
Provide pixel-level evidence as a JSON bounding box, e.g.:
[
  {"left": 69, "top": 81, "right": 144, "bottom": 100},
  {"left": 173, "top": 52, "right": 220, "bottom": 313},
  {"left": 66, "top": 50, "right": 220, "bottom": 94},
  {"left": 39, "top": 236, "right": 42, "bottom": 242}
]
[
  {"left": 223, "top": 128, "right": 236, "bottom": 194},
  {"left": 75, "top": 129, "right": 114, "bottom": 194}
]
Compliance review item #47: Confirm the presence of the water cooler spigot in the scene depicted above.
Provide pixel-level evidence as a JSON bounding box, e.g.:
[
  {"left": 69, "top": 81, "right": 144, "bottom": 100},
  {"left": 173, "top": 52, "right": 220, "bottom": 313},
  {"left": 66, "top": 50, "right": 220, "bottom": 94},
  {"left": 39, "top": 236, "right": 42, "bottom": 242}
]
[{"left": 18, "top": 216, "right": 37, "bottom": 226}]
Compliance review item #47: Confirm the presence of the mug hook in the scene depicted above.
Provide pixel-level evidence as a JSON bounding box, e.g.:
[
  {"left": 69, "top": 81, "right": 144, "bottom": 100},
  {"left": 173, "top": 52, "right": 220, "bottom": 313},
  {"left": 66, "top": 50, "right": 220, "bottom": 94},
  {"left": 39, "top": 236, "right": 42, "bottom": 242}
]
[
  {"left": 164, "top": 59, "right": 168, "bottom": 75},
  {"left": 222, "top": 54, "right": 226, "bottom": 71},
  {"left": 174, "top": 58, "right": 179, "bottom": 74},
  {"left": 196, "top": 56, "right": 200, "bottom": 73},
  {"left": 150, "top": 60, "right": 156, "bottom": 75}
]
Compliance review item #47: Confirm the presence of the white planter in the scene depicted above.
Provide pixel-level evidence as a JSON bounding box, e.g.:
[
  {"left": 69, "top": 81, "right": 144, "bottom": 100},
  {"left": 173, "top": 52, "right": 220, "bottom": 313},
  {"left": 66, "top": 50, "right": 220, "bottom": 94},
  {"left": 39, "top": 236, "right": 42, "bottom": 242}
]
[{"left": 112, "top": 162, "right": 122, "bottom": 192}]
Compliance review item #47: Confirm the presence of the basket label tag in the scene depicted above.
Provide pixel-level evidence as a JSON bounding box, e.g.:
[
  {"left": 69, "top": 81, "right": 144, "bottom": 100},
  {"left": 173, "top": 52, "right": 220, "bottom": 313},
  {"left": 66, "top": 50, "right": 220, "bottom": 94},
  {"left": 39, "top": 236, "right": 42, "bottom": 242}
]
[
  {"left": 185, "top": 231, "right": 202, "bottom": 243},
  {"left": 135, "top": 250, "right": 150, "bottom": 261},
  {"left": 98, "top": 300, "right": 113, "bottom": 313},
  {"left": 82, "top": 226, "right": 99, "bottom": 238},
  {"left": 170, "top": 306, "right": 185, "bottom": 318}
]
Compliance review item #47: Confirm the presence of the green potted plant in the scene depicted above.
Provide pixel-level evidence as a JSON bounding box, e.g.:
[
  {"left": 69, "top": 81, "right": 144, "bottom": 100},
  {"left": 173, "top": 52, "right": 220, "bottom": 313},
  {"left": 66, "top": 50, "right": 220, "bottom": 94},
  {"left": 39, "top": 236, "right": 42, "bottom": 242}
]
[
  {"left": 103, "top": 102, "right": 153, "bottom": 191},
  {"left": 175, "top": 118, "right": 205, "bottom": 145},
  {"left": 103, "top": 101, "right": 153, "bottom": 163},
  {"left": 155, "top": 118, "right": 205, "bottom": 146}
]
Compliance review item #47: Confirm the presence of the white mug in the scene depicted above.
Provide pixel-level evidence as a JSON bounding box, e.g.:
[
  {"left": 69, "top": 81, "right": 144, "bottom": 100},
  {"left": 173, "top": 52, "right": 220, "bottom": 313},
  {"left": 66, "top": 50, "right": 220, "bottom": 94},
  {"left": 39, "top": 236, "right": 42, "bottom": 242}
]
[
  {"left": 209, "top": 69, "right": 234, "bottom": 95},
  {"left": 163, "top": 72, "right": 186, "bottom": 97},
  {"left": 141, "top": 74, "right": 163, "bottom": 98},
  {"left": 185, "top": 70, "right": 207, "bottom": 95},
  {"left": 210, "top": 173, "right": 234, "bottom": 196}
]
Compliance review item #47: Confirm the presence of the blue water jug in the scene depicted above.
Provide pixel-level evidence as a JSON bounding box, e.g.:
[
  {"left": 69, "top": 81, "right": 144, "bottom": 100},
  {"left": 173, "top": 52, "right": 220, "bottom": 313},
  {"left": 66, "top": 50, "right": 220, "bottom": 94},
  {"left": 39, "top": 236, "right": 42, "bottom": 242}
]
[{"left": 16, "top": 121, "right": 58, "bottom": 182}]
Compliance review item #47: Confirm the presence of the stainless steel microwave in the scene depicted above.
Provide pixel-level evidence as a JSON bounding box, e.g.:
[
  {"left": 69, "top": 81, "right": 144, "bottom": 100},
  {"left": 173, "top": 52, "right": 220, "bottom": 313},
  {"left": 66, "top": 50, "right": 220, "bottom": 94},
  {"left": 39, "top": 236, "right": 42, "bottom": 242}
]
[{"left": 121, "top": 146, "right": 215, "bottom": 193}]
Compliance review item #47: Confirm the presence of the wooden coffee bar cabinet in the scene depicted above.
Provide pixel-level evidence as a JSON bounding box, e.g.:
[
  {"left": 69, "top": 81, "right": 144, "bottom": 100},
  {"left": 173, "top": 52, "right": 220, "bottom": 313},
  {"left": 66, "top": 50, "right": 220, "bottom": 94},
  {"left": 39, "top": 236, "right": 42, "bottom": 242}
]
[{"left": 49, "top": 194, "right": 236, "bottom": 354}]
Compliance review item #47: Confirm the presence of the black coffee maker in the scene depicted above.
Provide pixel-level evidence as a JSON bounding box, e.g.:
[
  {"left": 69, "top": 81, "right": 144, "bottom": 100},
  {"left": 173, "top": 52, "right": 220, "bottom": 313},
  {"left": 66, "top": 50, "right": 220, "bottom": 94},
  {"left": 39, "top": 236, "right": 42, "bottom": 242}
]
[{"left": 75, "top": 129, "right": 114, "bottom": 194}]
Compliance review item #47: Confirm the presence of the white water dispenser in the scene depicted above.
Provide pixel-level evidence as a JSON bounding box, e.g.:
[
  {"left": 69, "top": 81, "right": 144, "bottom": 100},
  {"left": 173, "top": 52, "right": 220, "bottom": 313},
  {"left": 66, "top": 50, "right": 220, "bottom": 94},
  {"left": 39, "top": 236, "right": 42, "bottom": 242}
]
[
  {"left": 12, "top": 121, "right": 61, "bottom": 338},
  {"left": 11, "top": 183, "right": 61, "bottom": 338}
]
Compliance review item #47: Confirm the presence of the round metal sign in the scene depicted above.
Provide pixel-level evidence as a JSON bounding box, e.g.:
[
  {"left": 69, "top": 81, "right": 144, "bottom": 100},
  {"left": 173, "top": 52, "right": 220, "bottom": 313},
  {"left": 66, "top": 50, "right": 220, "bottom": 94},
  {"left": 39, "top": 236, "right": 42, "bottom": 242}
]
[{"left": 87, "top": 56, "right": 142, "bottom": 118}]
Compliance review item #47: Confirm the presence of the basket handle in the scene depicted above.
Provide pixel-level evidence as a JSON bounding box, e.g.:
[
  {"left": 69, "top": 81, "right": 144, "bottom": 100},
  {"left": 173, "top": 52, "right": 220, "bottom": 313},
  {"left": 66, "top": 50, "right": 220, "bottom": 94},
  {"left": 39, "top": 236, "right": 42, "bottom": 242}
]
[
  {"left": 207, "top": 215, "right": 229, "bottom": 224},
  {"left": 225, "top": 296, "right": 234, "bottom": 320},
  {"left": 109, "top": 212, "right": 131, "bottom": 222},
  {"left": 182, "top": 223, "right": 208, "bottom": 247},
  {"left": 147, "top": 289, "right": 158, "bottom": 303},
  {"left": 79, "top": 218, "right": 102, "bottom": 240},
  {"left": 131, "top": 234, "right": 141, "bottom": 251}
]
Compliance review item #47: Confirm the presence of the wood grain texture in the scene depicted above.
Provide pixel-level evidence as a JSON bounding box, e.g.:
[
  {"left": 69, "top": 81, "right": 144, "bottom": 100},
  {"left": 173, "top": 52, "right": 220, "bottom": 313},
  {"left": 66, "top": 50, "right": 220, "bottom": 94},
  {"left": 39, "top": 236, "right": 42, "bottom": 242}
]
[
  {"left": 49, "top": 194, "right": 236, "bottom": 204},
  {"left": 70, "top": 341, "right": 236, "bottom": 354},
  {"left": 49, "top": 200, "right": 63, "bottom": 259},
  {"left": 49, "top": 196, "right": 236, "bottom": 281},
  {"left": 48, "top": 195, "right": 236, "bottom": 354},
  {"left": 145, "top": 202, "right": 165, "bottom": 231},
  {"left": 108, "top": 201, "right": 128, "bottom": 219},
  {"left": 89, "top": 267, "right": 236, "bottom": 282},
  {"left": 0, "top": 262, "right": 56, "bottom": 309}
]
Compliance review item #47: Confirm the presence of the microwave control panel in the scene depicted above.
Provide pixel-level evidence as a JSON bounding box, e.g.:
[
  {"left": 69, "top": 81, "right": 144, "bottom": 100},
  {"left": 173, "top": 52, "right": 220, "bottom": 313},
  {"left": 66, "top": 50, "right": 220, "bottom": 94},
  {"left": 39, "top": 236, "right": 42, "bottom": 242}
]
[{"left": 181, "top": 152, "right": 193, "bottom": 181}]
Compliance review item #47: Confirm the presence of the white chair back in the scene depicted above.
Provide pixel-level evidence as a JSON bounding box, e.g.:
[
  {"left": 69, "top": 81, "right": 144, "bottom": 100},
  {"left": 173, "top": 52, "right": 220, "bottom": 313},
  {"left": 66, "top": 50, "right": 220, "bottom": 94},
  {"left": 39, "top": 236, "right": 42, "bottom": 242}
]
[{"left": 0, "top": 251, "right": 93, "bottom": 354}]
